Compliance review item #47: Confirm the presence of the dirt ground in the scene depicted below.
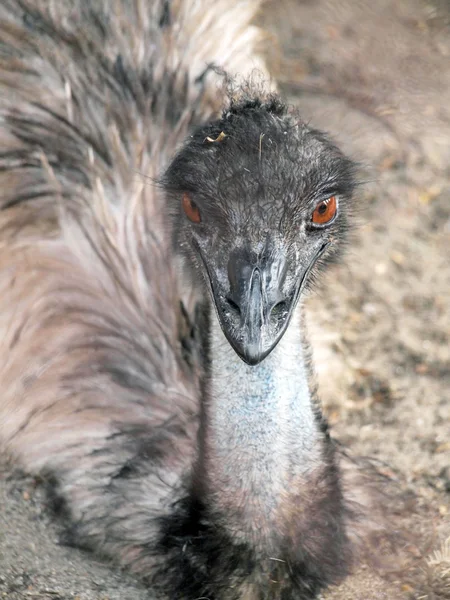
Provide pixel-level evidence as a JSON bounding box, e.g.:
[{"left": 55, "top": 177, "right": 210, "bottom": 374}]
[{"left": 0, "top": 0, "right": 449, "bottom": 599}]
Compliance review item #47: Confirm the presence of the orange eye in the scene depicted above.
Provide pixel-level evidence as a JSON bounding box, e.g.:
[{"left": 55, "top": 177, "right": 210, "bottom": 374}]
[
  {"left": 312, "top": 196, "right": 337, "bottom": 225},
  {"left": 182, "top": 193, "right": 201, "bottom": 224}
]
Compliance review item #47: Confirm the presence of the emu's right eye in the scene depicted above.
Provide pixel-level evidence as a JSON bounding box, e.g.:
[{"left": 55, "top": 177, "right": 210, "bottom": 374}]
[{"left": 182, "top": 193, "right": 201, "bottom": 224}]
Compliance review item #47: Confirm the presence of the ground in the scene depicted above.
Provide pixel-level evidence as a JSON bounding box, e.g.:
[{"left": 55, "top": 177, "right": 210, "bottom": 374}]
[{"left": 0, "top": 0, "right": 449, "bottom": 598}]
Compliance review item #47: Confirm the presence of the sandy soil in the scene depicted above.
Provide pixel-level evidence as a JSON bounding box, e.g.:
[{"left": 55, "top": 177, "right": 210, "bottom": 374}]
[{"left": 1, "top": 1, "right": 449, "bottom": 598}]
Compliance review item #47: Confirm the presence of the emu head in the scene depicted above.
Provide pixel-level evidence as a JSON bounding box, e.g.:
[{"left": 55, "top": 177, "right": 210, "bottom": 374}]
[{"left": 164, "top": 97, "right": 357, "bottom": 365}]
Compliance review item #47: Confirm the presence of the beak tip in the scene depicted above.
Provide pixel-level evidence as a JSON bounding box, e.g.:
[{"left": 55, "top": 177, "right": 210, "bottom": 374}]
[
  {"left": 232, "top": 340, "right": 271, "bottom": 366},
  {"left": 242, "top": 353, "right": 263, "bottom": 366},
  {"left": 216, "top": 304, "right": 291, "bottom": 366}
]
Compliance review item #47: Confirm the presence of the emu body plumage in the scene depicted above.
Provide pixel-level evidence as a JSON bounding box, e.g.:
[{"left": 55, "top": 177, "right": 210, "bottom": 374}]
[{"left": 0, "top": 2, "right": 390, "bottom": 599}]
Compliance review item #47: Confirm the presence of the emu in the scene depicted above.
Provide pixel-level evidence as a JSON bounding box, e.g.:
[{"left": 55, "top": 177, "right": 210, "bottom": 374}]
[{"left": 0, "top": 1, "right": 391, "bottom": 599}]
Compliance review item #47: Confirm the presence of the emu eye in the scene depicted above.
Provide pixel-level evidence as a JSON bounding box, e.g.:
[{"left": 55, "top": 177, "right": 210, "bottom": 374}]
[
  {"left": 182, "top": 193, "right": 201, "bottom": 224},
  {"left": 312, "top": 196, "right": 337, "bottom": 226}
]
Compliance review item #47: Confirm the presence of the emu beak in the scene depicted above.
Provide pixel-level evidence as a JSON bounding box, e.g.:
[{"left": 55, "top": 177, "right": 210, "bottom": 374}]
[{"left": 214, "top": 250, "right": 295, "bottom": 365}]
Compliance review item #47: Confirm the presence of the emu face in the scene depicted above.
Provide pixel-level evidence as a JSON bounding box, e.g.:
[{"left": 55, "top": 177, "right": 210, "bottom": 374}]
[{"left": 165, "top": 99, "right": 356, "bottom": 364}]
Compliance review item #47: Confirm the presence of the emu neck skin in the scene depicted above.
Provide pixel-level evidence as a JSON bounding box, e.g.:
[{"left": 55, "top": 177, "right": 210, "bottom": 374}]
[{"left": 203, "top": 307, "right": 322, "bottom": 543}]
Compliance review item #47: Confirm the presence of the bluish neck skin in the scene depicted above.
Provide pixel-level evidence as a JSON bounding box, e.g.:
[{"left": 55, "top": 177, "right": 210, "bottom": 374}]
[{"left": 202, "top": 305, "right": 323, "bottom": 545}]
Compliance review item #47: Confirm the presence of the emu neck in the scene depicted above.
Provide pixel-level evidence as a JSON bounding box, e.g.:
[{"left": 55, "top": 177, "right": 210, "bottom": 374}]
[{"left": 201, "top": 306, "right": 323, "bottom": 543}]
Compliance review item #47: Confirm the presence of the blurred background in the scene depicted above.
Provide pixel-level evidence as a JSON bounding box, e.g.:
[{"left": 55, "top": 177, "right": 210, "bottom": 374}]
[{"left": 0, "top": 1, "right": 448, "bottom": 598}]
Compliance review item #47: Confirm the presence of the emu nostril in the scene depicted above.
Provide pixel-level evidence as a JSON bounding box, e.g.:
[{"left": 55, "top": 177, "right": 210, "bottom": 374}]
[
  {"left": 270, "top": 299, "right": 288, "bottom": 320},
  {"left": 226, "top": 297, "right": 241, "bottom": 316}
]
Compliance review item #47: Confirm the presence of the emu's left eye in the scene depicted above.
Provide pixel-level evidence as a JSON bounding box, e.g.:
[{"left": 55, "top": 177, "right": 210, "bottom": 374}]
[
  {"left": 312, "top": 196, "right": 337, "bottom": 226},
  {"left": 182, "top": 193, "right": 201, "bottom": 224}
]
